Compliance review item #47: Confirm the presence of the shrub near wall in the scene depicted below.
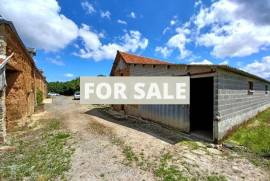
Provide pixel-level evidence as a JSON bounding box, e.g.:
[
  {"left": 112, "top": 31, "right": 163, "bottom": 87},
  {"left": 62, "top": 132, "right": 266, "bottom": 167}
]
[{"left": 36, "top": 89, "right": 43, "bottom": 106}]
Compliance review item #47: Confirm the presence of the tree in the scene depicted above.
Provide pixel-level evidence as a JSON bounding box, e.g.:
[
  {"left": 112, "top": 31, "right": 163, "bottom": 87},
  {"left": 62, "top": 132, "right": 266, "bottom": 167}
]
[{"left": 48, "top": 78, "right": 80, "bottom": 95}]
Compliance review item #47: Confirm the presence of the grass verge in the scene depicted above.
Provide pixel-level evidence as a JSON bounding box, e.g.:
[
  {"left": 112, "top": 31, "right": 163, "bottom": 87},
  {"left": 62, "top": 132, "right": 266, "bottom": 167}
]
[
  {"left": 0, "top": 119, "right": 74, "bottom": 180},
  {"left": 226, "top": 108, "right": 270, "bottom": 169}
]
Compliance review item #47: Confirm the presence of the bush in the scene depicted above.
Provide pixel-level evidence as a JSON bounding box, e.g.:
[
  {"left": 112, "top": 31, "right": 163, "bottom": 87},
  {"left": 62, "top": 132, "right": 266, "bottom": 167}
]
[{"left": 36, "top": 89, "right": 43, "bottom": 106}]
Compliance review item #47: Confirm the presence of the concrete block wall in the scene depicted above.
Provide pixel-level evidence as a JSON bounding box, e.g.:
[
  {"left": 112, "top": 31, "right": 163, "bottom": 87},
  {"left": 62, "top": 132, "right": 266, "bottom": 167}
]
[{"left": 216, "top": 69, "right": 270, "bottom": 140}]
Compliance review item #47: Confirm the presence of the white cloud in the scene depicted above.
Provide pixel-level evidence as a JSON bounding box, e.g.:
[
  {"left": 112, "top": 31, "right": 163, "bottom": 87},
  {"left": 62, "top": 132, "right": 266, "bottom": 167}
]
[
  {"left": 78, "top": 24, "right": 101, "bottom": 51},
  {"left": 81, "top": 1, "right": 95, "bottom": 14},
  {"left": 50, "top": 58, "right": 65, "bottom": 66},
  {"left": 117, "top": 19, "right": 127, "bottom": 25},
  {"left": 75, "top": 24, "right": 148, "bottom": 61},
  {"left": 243, "top": 56, "right": 270, "bottom": 79},
  {"left": 162, "top": 27, "right": 170, "bottom": 35},
  {"left": 158, "top": 0, "right": 270, "bottom": 59},
  {"left": 194, "top": 0, "right": 270, "bottom": 58},
  {"left": 219, "top": 60, "right": 229, "bottom": 65},
  {"left": 155, "top": 47, "right": 172, "bottom": 58},
  {"left": 170, "top": 16, "right": 178, "bottom": 26},
  {"left": 100, "top": 11, "right": 111, "bottom": 19},
  {"left": 167, "top": 28, "right": 191, "bottom": 59},
  {"left": 0, "top": 0, "right": 78, "bottom": 51},
  {"left": 156, "top": 27, "right": 191, "bottom": 59},
  {"left": 64, "top": 73, "right": 74, "bottom": 77},
  {"left": 190, "top": 59, "right": 213, "bottom": 65},
  {"left": 170, "top": 20, "right": 176, "bottom": 26},
  {"left": 129, "top": 12, "right": 136, "bottom": 19},
  {"left": 194, "top": 0, "right": 202, "bottom": 7}
]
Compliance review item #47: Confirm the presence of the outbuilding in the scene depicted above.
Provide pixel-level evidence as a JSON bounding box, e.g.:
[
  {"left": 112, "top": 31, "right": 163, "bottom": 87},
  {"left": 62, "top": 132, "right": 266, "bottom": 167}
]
[
  {"left": 0, "top": 19, "right": 47, "bottom": 143},
  {"left": 110, "top": 51, "right": 270, "bottom": 142}
]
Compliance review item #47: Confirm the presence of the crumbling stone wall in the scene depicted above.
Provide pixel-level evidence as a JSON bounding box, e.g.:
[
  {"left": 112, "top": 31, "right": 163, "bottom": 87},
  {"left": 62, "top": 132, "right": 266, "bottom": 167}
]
[
  {"left": 0, "top": 90, "right": 6, "bottom": 143},
  {"left": 0, "top": 24, "right": 47, "bottom": 131},
  {"left": 0, "top": 37, "right": 6, "bottom": 58},
  {"left": 5, "top": 56, "right": 35, "bottom": 129},
  {"left": 35, "top": 70, "right": 47, "bottom": 99},
  {"left": 0, "top": 37, "right": 6, "bottom": 143}
]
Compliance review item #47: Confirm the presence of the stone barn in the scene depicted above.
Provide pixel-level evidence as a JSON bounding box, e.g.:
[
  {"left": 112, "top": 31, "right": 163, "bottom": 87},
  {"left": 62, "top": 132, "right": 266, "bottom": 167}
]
[
  {"left": 110, "top": 51, "right": 270, "bottom": 142},
  {"left": 0, "top": 19, "right": 47, "bottom": 143}
]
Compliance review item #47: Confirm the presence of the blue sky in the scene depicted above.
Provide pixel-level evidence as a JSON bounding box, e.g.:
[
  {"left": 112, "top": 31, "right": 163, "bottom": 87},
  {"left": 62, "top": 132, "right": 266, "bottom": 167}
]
[{"left": 1, "top": 0, "right": 270, "bottom": 82}]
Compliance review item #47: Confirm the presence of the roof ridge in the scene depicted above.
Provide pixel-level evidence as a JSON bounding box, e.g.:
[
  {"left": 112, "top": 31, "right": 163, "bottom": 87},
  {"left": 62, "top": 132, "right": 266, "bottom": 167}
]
[{"left": 118, "top": 51, "right": 170, "bottom": 64}]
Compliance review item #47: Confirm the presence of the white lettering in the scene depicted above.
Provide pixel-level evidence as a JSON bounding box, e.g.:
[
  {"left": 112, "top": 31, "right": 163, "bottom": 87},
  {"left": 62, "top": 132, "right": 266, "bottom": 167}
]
[
  {"left": 146, "top": 83, "right": 162, "bottom": 100},
  {"left": 85, "top": 83, "right": 95, "bottom": 99},
  {"left": 114, "top": 83, "right": 127, "bottom": 99},
  {"left": 96, "top": 82, "right": 112, "bottom": 100},
  {"left": 134, "top": 83, "right": 145, "bottom": 99},
  {"left": 163, "top": 83, "right": 174, "bottom": 99},
  {"left": 176, "top": 83, "right": 186, "bottom": 99}
]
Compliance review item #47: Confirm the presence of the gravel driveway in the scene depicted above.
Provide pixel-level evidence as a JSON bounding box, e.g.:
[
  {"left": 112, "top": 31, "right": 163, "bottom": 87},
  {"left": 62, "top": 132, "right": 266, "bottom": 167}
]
[{"left": 45, "top": 96, "right": 269, "bottom": 181}]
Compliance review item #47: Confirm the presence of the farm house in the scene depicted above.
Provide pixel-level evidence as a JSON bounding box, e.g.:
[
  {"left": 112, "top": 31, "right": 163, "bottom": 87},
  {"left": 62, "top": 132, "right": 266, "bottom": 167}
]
[{"left": 110, "top": 51, "right": 270, "bottom": 142}]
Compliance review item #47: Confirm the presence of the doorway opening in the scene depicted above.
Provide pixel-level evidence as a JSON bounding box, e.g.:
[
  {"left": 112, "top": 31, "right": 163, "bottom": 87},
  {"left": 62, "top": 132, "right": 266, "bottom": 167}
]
[{"left": 190, "top": 77, "right": 214, "bottom": 140}]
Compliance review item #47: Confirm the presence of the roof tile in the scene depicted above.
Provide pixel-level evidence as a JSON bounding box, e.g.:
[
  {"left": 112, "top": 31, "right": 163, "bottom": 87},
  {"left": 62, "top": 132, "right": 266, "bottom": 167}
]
[{"left": 119, "top": 51, "right": 169, "bottom": 65}]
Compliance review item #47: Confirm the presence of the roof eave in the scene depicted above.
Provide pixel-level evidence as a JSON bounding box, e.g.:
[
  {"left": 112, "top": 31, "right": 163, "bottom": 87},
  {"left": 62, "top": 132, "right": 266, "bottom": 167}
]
[{"left": 0, "top": 19, "right": 46, "bottom": 82}]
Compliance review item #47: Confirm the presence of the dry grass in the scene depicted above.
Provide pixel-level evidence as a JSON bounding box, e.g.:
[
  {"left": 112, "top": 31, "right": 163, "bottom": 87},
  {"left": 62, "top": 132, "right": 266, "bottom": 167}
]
[{"left": 88, "top": 119, "right": 115, "bottom": 136}]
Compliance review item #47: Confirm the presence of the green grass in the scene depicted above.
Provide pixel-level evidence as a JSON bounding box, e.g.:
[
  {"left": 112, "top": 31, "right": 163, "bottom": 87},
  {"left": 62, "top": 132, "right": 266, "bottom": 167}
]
[
  {"left": 0, "top": 119, "right": 73, "bottom": 180},
  {"left": 154, "top": 153, "right": 188, "bottom": 181},
  {"left": 179, "top": 140, "right": 199, "bottom": 150},
  {"left": 122, "top": 146, "right": 138, "bottom": 163},
  {"left": 226, "top": 108, "right": 270, "bottom": 170},
  {"left": 228, "top": 108, "right": 270, "bottom": 156}
]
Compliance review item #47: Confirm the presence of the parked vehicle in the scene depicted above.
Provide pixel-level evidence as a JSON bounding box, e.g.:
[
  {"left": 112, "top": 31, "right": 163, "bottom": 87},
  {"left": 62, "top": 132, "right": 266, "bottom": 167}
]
[
  {"left": 74, "top": 91, "right": 80, "bottom": 100},
  {"left": 48, "top": 92, "right": 60, "bottom": 97}
]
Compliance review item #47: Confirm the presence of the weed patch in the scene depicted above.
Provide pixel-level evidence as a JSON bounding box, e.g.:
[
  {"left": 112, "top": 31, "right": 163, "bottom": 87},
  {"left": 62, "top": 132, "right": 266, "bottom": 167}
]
[
  {"left": 0, "top": 119, "right": 73, "bottom": 180},
  {"left": 122, "top": 146, "right": 138, "bottom": 163},
  {"left": 154, "top": 153, "right": 187, "bottom": 181}
]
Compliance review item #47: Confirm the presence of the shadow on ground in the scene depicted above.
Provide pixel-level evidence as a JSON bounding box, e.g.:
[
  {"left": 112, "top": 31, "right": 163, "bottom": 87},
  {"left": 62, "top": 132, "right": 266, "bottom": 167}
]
[{"left": 85, "top": 107, "right": 190, "bottom": 145}]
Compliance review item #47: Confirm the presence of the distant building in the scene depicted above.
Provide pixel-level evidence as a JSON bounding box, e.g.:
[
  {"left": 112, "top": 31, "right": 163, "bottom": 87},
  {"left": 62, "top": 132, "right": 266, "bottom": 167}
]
[
  {"left": 110, "top": 51, "right": 270, "bottom": 142},
  {"left": 0, "top": 19, "right": 47, "bottom": 143}
]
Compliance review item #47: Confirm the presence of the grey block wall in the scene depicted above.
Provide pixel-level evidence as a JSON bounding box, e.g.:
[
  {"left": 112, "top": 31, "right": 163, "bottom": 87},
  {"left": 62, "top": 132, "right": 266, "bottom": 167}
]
[{"left": 215, "top": 69, "right": 270, "bottom": 140}]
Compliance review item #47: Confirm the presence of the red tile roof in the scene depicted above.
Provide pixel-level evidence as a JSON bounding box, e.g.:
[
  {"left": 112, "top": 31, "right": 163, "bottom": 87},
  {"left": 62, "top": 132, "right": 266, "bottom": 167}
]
[{"left": 118, "top": 51, "right": 169, "bottom": 64}]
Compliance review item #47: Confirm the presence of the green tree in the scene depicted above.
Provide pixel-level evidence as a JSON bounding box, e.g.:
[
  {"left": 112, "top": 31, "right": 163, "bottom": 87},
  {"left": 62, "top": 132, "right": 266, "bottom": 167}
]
[{"left": 48, "top": 78, "right": 80, "bottom": 95}]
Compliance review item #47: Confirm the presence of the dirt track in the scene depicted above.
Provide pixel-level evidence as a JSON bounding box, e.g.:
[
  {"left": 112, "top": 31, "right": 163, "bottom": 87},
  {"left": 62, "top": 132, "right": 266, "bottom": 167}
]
[{"left": 45, "top": 96, "right": 269, "bottom": 181}]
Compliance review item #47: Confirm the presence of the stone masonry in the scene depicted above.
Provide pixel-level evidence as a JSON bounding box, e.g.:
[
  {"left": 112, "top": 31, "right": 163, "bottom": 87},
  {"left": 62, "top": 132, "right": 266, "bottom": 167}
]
[
  {"left": 0, "top": 37, "right": 6, "bottom": 143},
  {"left": 0, "top": 21, "right": 47, "bottom": 142}
]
